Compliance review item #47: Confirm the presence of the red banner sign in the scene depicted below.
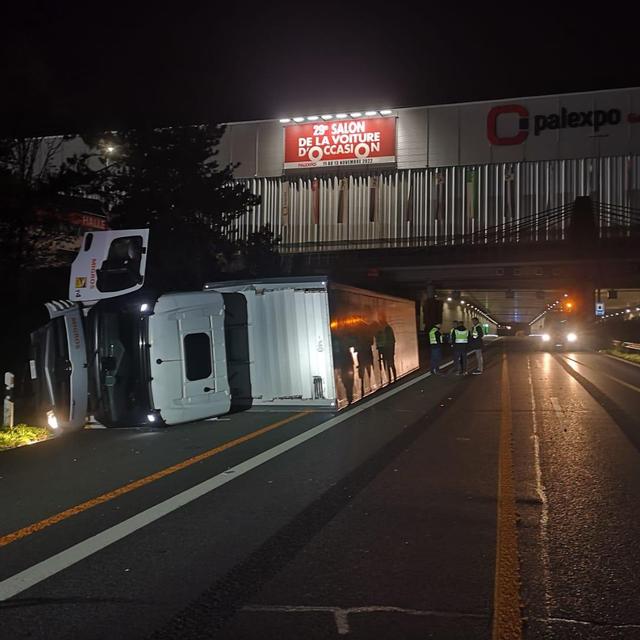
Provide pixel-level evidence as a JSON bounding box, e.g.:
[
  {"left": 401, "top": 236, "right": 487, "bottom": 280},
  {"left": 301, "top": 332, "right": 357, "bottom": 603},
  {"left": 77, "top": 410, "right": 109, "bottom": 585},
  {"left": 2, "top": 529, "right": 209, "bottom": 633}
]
[{"left": 284, "top": 117, "right": 396, "bottom": 170}]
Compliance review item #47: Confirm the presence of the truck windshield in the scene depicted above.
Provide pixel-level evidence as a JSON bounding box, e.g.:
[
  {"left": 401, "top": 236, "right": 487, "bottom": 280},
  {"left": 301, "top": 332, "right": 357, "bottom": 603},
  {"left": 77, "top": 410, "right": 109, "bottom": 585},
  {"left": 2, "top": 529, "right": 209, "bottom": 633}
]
[
  {"left": 88, "top": 304, "right": 153, "bottom": 426},
  {"left": 30, "top": 318, "right": 71, "bottom": 419}
]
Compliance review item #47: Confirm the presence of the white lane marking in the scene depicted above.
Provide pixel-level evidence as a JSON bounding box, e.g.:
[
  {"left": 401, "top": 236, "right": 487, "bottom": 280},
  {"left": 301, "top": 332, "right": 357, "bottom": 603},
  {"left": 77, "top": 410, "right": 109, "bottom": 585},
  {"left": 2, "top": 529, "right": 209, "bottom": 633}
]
[
  {"left": 562, "top": 355, "right": 640, "bottom": 394},
  {"left": 549, "top": 397, "right": 563, "bottom": 419},
  {"left": 543, "top": 616, "right": 640, "bottom": 630},
  {"left": 0, "top": 365, "right": 446, "bottom": 602},
  {"left": 603, "top": 353, "right": 640, "bottom": 370},
  {"left": 527, "top": 357, "right": 552, "bottom": 617},
  {"left": 243, "top": 604, "right": 486, "bottom": 635}
]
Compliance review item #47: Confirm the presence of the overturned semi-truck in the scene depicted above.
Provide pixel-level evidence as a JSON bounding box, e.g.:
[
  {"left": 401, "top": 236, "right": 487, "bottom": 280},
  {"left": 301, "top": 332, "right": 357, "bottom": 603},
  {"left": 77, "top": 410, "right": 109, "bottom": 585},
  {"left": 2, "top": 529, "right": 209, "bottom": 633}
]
[{"left": 29, "top": 229, "right": 419, "bottom": 430}]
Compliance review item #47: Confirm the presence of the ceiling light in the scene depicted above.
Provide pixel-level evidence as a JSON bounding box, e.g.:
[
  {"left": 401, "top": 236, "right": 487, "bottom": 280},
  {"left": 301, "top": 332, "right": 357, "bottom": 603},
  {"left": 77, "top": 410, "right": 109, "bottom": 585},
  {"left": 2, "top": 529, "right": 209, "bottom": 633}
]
[
  {"left": 306, "top": 115, "right": 319, "bottom": 121},
  {"left": 321, "top": 114, "right": 333, "bottom": 120},
  {"left": 335, "top": 113, "right": 348, "bottom": 119},
  {"left": 350, "top": 112, "right": 362, "bottom": 118},
  {"left": 293, "top": 117, "right": 304, "bottom": 122},
  {"left": 365, "top": 110, "right": 377, "bottom": 116},
  {"left": 279, "top": 118, "right": 291, "bottom": 124},
  {"left": 380, "top": 109, "right": 393, "bottom": 115}
]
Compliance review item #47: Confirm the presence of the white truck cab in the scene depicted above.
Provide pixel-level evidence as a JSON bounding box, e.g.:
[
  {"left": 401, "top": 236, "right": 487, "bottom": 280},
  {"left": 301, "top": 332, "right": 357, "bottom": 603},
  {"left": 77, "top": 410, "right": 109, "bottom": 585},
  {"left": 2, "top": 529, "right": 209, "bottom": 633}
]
[
  {"left": 31, "top": 229, "right": 230, "bottom": 429},
  {"left": 147, "top": 292, "right": 230, "bottom": 425}
]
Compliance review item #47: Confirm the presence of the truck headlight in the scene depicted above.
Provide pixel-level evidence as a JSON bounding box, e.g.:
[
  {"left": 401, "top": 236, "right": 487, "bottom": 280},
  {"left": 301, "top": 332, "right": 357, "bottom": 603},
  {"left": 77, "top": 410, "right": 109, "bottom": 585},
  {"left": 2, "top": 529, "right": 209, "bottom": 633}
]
[
  {"left": 46, "top": 410, "right": 59, "bottom": 430},
  {"left": 542, "top": 334, "right": 551, "bottom": 342},
  {"left": 567, "top": 332, "right": 577, "bottom": 342}
]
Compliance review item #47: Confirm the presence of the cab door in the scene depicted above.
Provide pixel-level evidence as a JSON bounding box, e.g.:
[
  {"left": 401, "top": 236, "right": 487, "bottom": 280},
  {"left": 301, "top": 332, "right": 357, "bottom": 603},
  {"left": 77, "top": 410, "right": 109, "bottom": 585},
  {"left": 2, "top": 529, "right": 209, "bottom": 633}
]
[
  {"left": 180, "top": 310, "right": 218, "bottom": 402},
  {"left": 69, "top": 229, "right": 149, "bottom": 303}
]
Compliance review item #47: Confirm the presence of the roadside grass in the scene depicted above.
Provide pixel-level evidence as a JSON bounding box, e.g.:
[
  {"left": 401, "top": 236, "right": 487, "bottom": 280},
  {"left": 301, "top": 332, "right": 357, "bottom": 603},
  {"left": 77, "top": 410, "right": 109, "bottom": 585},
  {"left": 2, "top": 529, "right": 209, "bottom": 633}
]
[
  {"left": 606, "top": 348, "right": 640, "bottom": 365},
  {"left": 0, "top": 424, "right": 51, "bottom": 451}
]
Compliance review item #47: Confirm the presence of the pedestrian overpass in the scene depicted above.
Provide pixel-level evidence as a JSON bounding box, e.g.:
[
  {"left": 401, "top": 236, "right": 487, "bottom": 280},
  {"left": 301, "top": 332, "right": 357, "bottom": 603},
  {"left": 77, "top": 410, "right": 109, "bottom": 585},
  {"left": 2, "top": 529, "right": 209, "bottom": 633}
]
[{"left": 273, "top": 197, "right": 640, "bottom": 327}]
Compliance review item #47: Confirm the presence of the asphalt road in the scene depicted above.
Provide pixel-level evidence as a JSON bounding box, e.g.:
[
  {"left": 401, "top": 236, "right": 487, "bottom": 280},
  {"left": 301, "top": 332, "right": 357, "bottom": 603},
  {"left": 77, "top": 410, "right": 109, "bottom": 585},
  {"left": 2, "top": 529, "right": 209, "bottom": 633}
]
[{"left": 1, "top": 339, "right": 640, "bottom": 639}]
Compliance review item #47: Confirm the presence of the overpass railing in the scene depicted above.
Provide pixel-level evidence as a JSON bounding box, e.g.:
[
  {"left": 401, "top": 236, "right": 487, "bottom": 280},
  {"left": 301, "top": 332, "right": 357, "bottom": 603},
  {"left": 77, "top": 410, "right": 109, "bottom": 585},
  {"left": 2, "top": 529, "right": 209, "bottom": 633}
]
[{"left": 277, "top": 201, "right": 640, "bottom": 253}]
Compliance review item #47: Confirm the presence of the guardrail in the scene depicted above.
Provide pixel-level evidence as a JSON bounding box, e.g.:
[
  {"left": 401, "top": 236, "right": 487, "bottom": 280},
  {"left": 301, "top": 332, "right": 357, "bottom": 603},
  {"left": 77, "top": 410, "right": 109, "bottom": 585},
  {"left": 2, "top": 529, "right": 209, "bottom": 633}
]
[{"left": 612, "top": 340, "right": 640, "bottom": 353}]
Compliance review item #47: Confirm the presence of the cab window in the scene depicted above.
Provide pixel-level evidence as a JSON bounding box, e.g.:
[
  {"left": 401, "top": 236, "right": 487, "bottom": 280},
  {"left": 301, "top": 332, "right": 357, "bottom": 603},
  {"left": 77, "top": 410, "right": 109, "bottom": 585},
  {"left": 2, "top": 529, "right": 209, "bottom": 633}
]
[{"left": 184, "top": 333, "right": 212, "bottom": 381}]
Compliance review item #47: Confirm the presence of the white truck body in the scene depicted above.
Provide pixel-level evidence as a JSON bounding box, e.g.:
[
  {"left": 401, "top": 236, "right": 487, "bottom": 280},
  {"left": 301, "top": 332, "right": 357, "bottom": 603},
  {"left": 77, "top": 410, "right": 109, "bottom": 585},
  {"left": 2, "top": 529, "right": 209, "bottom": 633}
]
[
  {"left": 30, "top": 231, "right": 419, "bottom": 429},
  {"left": 209, "top": 277, "right": 420, "bottom": 410}
]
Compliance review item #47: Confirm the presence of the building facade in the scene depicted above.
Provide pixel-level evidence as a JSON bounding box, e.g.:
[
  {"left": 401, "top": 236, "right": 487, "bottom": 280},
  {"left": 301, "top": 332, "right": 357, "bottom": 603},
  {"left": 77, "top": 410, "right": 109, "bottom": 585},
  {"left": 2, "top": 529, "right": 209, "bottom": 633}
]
[{"left": 216, "top": 87, "right": 640, "bottom": 251}]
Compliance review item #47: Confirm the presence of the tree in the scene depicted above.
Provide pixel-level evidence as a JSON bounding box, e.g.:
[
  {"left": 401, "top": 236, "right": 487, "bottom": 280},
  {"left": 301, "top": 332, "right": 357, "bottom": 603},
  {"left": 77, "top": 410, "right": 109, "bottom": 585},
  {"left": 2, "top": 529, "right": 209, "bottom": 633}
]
[
  {"left": 0, "top": 135, "right": 91, "bottom": 377},
  {"left": 77, "top": 124, "right": 279, "bottom": 290},
  {"left": 0, "top": 135, "right": 84, "bottom": 275}
]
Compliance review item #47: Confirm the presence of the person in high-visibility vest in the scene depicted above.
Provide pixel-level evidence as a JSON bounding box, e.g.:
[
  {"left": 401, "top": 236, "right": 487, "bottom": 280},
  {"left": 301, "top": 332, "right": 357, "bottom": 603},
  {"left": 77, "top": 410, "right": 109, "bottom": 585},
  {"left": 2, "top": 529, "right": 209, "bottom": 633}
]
[
  {"left": 450, "top": 321, "right": 470, "bottom": 375},
  {"left": 469, "top": 317, "right": 484, "bottom": 374},
  {"left": 428, "top": 322, "right": 443, "bottom": 375}
]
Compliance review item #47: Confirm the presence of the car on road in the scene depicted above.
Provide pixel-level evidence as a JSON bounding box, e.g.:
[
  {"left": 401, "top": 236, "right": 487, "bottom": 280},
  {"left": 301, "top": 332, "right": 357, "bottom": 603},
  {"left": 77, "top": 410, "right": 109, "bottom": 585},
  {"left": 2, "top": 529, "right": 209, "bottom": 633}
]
[{"left": 540, "top": 317, "right": 581, "bottom": 351}]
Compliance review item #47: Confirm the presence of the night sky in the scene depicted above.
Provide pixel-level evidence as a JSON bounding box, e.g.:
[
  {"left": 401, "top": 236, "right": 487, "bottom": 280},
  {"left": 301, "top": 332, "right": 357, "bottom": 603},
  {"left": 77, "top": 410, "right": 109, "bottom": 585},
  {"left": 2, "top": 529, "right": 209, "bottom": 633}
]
[{"left": 2, "top": 2, "right": 638, "bottom": 137}]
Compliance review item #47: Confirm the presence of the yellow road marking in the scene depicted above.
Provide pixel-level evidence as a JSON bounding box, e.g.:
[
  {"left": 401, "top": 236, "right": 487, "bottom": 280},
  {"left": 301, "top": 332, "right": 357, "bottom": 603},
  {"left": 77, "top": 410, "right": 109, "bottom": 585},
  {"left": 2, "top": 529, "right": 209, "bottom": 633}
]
[
  {"left": 562, "top": 355, "right": 640, "bottom": 394},
  {"left": 492, "top": 353, "right": 522, "bottom": 640},
  {"left": 0, "top": 412, "right": 308, "bottom": 549}
]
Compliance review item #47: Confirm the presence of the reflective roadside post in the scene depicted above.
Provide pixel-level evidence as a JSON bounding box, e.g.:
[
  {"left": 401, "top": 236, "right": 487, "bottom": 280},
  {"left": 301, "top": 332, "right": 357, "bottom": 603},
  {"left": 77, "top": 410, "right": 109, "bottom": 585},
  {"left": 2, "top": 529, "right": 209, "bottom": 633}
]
[{"left": 3, "top": 372, "right": 14, "bottom": 428}]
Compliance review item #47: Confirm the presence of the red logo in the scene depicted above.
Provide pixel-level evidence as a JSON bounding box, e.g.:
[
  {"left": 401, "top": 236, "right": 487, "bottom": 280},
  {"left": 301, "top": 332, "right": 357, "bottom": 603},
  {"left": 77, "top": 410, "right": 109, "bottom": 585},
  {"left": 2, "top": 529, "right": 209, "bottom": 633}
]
[{"left": 487, "top": 105, "right": 529, "bottom": 145}]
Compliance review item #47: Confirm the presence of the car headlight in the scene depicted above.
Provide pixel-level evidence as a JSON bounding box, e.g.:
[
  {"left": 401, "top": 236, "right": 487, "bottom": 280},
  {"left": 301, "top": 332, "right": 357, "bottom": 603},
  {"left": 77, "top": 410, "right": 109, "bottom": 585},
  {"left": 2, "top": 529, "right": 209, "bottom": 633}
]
[
  {"left": 566, "top": 332, "right": 577, "bottom": 342},
  {"left": 542, "top": 334, "right": 551, "bottom": 342},
  {"left": 46, "top": 410, "right": 59, "bottom": 430}
]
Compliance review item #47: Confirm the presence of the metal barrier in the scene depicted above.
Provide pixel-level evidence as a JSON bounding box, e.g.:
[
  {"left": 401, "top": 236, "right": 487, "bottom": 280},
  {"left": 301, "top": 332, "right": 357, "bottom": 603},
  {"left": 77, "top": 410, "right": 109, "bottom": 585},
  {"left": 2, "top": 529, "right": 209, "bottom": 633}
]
[{"left": 612, "top": 340, "right": 640, "bottom": 353}]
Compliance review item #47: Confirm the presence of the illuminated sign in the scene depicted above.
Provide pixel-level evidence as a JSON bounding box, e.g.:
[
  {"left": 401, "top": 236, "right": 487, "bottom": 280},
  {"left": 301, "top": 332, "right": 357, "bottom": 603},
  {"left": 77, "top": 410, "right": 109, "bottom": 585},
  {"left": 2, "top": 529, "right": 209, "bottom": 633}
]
[
  {"left": 487, "top": 103, "right": 635, "bottom": 146},
  {"left": 284, "top": 117, "right": 396, "bottom": 169}
]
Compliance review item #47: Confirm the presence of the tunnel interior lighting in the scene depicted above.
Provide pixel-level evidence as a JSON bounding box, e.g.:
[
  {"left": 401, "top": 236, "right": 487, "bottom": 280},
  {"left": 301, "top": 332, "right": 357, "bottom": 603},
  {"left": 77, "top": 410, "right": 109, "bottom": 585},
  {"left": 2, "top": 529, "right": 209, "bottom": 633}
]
[{"left": 567, "top": 332, "right": 578, "bottom": 342}]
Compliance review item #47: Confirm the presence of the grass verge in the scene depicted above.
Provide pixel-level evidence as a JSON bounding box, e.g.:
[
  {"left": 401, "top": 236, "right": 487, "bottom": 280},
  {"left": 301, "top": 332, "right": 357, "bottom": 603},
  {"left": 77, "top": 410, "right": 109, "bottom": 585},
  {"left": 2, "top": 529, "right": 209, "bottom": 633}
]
[
  {"left": 0, "top": 424, "right": 51, "bottom": 451},
  {"left": 605, "top": 349, "right": 640, "bottom": 365}
]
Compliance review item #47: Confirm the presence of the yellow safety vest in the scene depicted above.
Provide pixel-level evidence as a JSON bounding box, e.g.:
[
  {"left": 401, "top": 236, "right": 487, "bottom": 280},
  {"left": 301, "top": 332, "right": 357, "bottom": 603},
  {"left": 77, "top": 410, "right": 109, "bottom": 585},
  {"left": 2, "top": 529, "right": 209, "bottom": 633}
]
[{"left": 453, "top": 328, "right": 469, "bottom": 344}]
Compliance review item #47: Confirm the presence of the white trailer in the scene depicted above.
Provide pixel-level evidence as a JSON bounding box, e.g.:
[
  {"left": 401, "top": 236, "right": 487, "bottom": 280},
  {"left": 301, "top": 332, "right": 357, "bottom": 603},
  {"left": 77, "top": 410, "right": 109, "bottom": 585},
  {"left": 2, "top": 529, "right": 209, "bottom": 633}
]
[{"left": 210, "top": 278, "right": 419, "bottom": 411}]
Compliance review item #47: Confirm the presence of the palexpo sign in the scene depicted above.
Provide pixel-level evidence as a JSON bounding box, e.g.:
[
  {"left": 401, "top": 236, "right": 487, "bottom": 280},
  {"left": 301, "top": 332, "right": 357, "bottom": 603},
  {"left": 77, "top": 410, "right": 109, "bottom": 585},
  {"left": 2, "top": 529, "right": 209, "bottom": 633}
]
[
  {"left": 284, "top": 117, "right": 396, "bottom": 169},
  {"left": 487, "top": 103, "right": 640, "bottom": 146}
]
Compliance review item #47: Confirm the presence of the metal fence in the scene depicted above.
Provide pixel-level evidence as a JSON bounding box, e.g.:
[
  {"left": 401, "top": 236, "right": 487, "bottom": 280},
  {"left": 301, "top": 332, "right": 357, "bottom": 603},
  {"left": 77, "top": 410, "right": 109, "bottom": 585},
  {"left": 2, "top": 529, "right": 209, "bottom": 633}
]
[{"left": 234, "top": 155, "right": 640, "bottom": 252}]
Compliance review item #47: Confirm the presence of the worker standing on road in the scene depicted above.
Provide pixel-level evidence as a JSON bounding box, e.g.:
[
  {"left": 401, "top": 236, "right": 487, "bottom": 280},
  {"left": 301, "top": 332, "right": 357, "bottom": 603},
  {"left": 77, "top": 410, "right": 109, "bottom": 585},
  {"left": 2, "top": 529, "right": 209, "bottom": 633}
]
[
  {"left": 469, "top": 317, "right": 484, "bottom": 374},
  {"left": 428, "top": 322, "right": 443, "bottom": 375},
  {"left": 450, "top": 320, "right": 470, "bottom": 375}
]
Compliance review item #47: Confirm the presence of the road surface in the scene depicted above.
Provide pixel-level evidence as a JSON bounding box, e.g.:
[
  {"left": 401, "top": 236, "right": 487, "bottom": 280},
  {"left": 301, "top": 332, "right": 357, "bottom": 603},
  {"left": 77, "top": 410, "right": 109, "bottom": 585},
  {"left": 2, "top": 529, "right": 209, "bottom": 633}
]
[{"left": 1, "top": 339, "right": 640, "bottom": 639}]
